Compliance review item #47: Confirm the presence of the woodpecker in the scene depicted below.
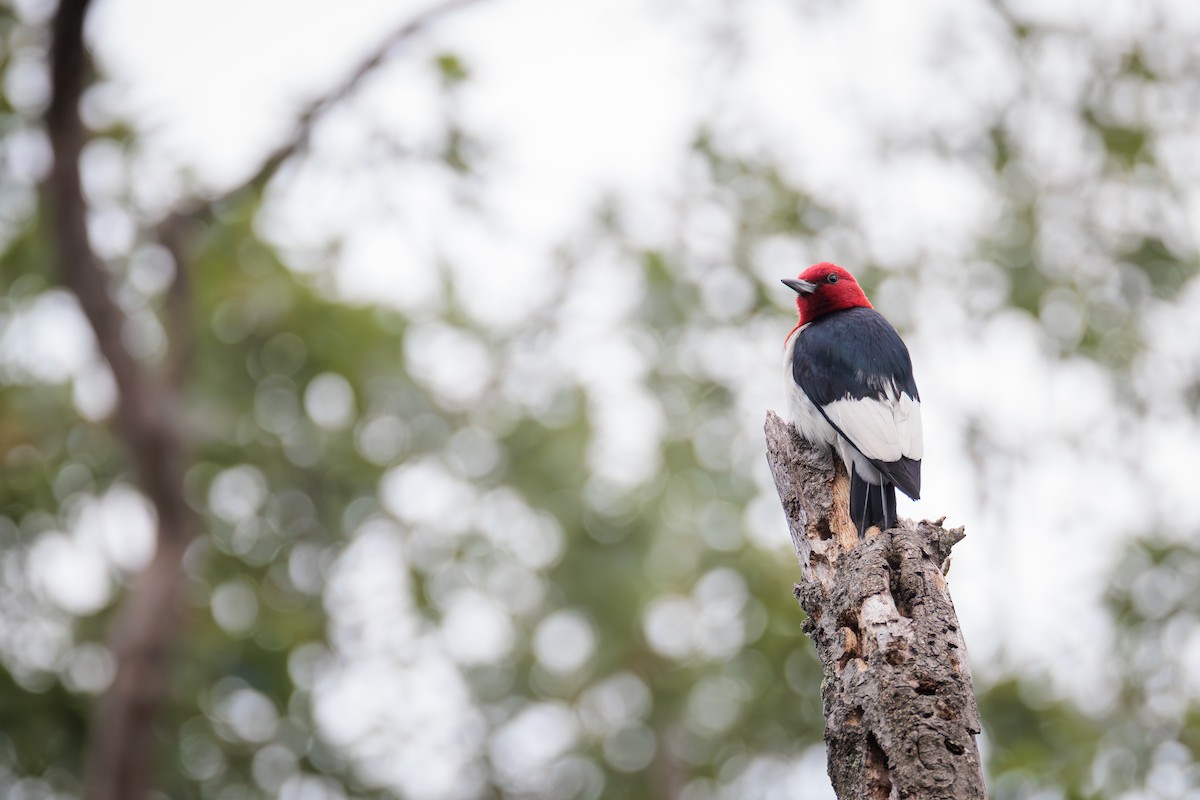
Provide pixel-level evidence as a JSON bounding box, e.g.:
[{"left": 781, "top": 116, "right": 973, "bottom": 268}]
[{"left": 782, "top": 263, "right": 922, "bottom": 537}]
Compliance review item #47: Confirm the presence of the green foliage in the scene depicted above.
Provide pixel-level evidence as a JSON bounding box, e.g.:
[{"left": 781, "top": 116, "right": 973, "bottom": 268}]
[
  {"left": 435, "top": 53, "right": 470, "bottom": 86},
  {"left": 981, "top": 538, "right": 1200, "bottom": 799}
]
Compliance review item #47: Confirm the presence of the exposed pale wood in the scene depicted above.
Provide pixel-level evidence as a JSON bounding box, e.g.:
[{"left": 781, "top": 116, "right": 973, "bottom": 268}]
[{"left": 764, "top": 411, "right": 987, "bottom": 800}]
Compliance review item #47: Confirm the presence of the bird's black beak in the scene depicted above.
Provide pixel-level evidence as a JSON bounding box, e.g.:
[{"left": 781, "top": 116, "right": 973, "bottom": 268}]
[{"left": 782, "top": 277, "right": 818, "bottom": 295}]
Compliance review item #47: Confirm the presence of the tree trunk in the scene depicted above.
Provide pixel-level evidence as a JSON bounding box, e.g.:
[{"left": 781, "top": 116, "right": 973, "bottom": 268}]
[
  {"left": 43, "top": 0, "right": 485, "bottom": 795},
  {"left": 763, "top": 411, "right": 988, "bottom": 800},
  {"left": 46, "top": 3, "right": 200, "bottom": 797}
]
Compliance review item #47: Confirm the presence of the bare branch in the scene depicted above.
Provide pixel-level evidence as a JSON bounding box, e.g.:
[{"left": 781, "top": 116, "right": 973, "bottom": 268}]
[
  {"left": 764, "top": 411, "right": 988, "bottom": 800},
  {"left": 154, "top": 0, "right": 484, "bottom": 373},
  {"left": 172, "top": 0, "right": 485, "bottom": 220},
  {"left": 158, "top": 212, "right": 195, "bottom": 388}
]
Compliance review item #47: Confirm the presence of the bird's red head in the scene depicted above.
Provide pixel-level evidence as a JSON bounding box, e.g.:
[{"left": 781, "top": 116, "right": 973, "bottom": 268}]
[{"left": 782, "top": 262, "right": 872, "bottom": 328}]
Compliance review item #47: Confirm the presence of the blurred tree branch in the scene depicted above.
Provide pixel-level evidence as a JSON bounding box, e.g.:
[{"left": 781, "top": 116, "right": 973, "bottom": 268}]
[
  {"left": 158, "top": 212, "right": 196, "bottom": 392},
  {"left": 43, "top": 0, "right": 483, "bottom": 797},
  {"left": 46, "top": 2, "right": 198, "bottom": 799},
  {"left": 763, "top": 411, "right": 988, "bottom": 800},
  {"left": 164, "top": 0, "right": 485, "bottom": 228}
]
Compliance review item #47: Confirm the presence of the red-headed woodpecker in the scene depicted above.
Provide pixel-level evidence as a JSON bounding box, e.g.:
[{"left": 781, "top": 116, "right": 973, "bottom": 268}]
[{"left": 782, "top": 263, "right": 922, "bottom": 536}]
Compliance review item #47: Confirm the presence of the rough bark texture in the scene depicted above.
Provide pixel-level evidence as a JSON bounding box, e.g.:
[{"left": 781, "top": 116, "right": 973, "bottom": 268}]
[{"left": 764, "top": 411, "right": 987, "bottom": 800}]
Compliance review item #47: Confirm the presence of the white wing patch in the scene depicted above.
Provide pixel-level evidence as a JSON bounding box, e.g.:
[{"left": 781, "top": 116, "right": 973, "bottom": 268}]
[{"left": 822, "top": 384, "right": 923, "bottom": 463}]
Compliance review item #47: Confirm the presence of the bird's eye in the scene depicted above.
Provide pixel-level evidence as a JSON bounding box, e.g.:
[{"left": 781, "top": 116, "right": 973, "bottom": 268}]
[{"left": 827, "top": 273, "right": 839, "bottom": 284}]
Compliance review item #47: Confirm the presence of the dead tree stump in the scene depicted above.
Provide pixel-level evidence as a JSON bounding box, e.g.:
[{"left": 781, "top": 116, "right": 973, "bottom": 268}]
[{"left": 764, "top": 411, "right": 988, "bottom": 799}]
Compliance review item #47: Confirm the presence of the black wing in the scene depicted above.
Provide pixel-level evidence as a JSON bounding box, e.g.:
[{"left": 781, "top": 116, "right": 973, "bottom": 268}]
[{"left": 792, "top": 307, "right": 921, "bottom": 498}]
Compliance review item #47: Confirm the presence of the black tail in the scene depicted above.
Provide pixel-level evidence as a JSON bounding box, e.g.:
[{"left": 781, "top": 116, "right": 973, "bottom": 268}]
[{"left": 850, "top": 465, "right": 897, "bottom": 538}]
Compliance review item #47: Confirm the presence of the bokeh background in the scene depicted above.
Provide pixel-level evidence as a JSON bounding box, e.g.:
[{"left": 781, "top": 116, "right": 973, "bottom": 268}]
[{"left": 3, "top": 0, "right": 1200, "bottom": 797}]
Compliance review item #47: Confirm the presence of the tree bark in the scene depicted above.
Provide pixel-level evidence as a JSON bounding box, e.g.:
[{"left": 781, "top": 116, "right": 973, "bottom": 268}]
[{"left": 763, "top": 411, "right": 987, "bottom": 800}]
